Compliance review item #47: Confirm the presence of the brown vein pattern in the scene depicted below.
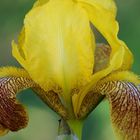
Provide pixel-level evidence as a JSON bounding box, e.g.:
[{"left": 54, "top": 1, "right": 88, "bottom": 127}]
[
  {"left": 95, "top": 80, "right": 140, "bottom": 140},
  {"left": 93, "top": 44, "right": 111, "bottom": 73},
  {"left": 77, "top": 91, "right": 104, "bottom": 119},
  {"left": 77, "top": 44, "right": 111, "bottom": 119},
  {"left": 0, "top": 77, "right": 35, "bottom": 132},
  {"left": 33, "top": 88, "right": 68, "bottom": 119},
  {"left": 0, "top": 75, "right": 69, "bottom": 133}
]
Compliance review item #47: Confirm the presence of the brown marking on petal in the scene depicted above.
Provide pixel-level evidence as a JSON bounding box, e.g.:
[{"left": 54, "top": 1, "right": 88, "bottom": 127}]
[
  {"left": 93, "top": 44, "right": 111, "bottom": 73},
  {"left": 33, "top": 88, "right": 69, "bottom": 119},
  {"left": 0, "top": 77, "right": 36, "bottom": 132},
  {"left": 71, "top": 86, "right": 104, "bottom": 119},
  {"left": 95, "top": 80, "right": 140, "bottom": 140},
  {"left": 77, "top": 91, "right": 104, "bottom": 119}
]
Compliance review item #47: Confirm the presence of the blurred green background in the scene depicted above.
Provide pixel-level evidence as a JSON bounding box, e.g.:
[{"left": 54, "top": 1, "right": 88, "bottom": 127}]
[{"left": 0, "top": 0, "right": 140, "bottom": 140}]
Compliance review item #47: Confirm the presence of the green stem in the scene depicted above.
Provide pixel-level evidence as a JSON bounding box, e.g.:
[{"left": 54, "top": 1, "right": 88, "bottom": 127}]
[{"left": 67, "top": 119, "right": 83, "bottom": 140}]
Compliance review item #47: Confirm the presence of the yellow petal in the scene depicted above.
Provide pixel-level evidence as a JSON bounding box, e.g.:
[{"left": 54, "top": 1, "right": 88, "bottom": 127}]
[
  {"left": 98, "top": 71, "right": 140, "bottom": 85},
  {"left": 78, "top": 0, "right": 133, "bottom": 70},
  {"left": 78, "top": 0, "right": 117, "bottom": 14},
  {"left": 12, "top": 27, "right": 27, "bottom": 68},
  {"left": 73, "top": 0, "right": 133, "bottom": 115},
  {"left": 75, "top": 43, "right": 111, "bottom": 118},
  {"left": 13, "top": 0, "right": 95, "bottom": 102},
  {"left": 73, "top": 45, "right": 125, "bottom": 116},
  {"left": 0, "top": 66, "right": 30, "bottom": 78}
]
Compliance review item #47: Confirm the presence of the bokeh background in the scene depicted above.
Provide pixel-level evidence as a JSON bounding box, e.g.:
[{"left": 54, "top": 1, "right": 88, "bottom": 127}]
[{"left": 0, "top": 0, "right": 140, "bottom": 140}]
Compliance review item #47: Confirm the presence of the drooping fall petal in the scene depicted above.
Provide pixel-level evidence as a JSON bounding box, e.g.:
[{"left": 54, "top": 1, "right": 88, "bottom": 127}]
[
  {"left": 0, "top": 67, "right": 69, "bottom": 127},
  {"left": 94, "top": 71, "right": 140, "bottom": 140},
  {"left": 0, "top": 74, "right": 35, "bottom": 134}
]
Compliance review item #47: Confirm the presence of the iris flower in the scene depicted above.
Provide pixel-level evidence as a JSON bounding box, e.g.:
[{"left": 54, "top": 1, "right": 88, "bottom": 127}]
[{"left": 0, "top": 0, "right": 140, "bottom": 139}]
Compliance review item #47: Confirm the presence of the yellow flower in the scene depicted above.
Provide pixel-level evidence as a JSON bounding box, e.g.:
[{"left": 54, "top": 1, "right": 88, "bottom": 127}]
[{"left": 0, "top": 0, "right": 140, "bottom": 139}]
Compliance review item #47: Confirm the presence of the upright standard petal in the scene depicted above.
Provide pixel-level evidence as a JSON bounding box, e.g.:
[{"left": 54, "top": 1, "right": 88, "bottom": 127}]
[
  {"left": 12, "top": 0, "right": 95, "bottom": 103},
  {"left": 77, "top": 0, "right": 133, "bottom": 70},
  {"left": 73, "top": 0, "right": 133, "bottom": 115}
]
